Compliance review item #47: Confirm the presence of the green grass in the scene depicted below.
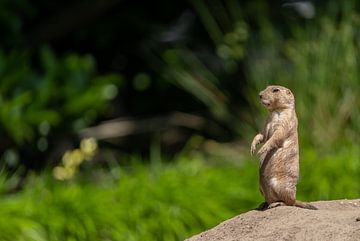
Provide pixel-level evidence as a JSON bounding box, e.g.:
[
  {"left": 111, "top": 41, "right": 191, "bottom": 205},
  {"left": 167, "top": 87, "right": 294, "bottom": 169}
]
[
  {"left": 298, "top": 144, "right": 360, "bottom": 201},
  {"left": 0, "top": 145, "right": 359, "bottom": 241},
  {"left": 0, "top": 154, "right": 260, "bottom": 241}
]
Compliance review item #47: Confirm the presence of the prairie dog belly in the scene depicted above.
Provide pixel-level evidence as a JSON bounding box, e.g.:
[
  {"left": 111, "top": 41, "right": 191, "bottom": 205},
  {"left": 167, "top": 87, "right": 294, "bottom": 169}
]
[{"left": 260, "top": 144, "right": 299, "bottom": 181}]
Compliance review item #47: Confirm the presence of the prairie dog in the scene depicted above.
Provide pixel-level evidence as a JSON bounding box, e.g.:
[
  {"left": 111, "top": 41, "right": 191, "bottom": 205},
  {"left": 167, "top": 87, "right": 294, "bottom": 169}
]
[{"left": 251, "top": 85, "right": 316, "bottom": 210}]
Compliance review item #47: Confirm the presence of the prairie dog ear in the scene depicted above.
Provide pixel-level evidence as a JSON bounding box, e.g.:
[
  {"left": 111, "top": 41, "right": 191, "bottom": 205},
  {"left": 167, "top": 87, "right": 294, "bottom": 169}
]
[{"left": 286, "top": 90, "right": 291, "bottom": 95}]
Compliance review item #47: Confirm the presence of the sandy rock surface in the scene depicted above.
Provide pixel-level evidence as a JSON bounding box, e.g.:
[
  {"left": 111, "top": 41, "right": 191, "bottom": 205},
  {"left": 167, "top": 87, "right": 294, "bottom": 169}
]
[{"left": 186, "top": 199, "right": 360, "bottom": 241}]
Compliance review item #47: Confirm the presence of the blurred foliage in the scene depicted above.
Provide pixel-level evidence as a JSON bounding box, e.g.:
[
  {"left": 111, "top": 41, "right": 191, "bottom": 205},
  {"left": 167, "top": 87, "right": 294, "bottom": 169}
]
[
  {"left": 0, "top": 0, "right": 34, "bottom": 48},
  {"left": 1, "top": 0, "right": 359, "bottom": 166},
  {"left": 0, "top": 144, "right": 358, "bottom": 240},
  {"left": 0, "top": 47, "right": 121, "bottom": 167}
]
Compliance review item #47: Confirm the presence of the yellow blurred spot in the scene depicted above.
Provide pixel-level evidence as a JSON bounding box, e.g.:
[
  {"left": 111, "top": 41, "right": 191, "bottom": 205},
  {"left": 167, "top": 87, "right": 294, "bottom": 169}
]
[
  {"left": 71, "top": 149, "right": 85, "bottom": 165},
  {"left": 53, "top": 166, "right": 76, "bottom": 181},
  {"left": 62, "top": 151, "right": 72, "bottom": 167},
  {"left": 53, "top": 137, "right": 98, "bottom": 181},
  {"left": 80, "top": 138, "right": 98, "bottom": 160}
]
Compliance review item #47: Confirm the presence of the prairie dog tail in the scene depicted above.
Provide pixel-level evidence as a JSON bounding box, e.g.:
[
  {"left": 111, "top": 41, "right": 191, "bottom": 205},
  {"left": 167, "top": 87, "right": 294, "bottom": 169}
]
[{"left": 295, "top": 200, "right": 317, "bottom": 210}]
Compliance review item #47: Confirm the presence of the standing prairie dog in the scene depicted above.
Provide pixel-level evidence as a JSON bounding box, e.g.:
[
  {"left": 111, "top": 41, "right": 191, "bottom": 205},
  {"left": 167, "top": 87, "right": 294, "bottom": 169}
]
[{"left": 251, "top": 85, "right": 316, "bottom": 210}]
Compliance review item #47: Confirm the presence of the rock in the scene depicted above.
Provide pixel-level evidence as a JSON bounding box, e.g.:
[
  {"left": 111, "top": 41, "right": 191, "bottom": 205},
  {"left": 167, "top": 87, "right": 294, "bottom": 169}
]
[{"left": 186, "top": 199, "right": 360, "bottom": 241}]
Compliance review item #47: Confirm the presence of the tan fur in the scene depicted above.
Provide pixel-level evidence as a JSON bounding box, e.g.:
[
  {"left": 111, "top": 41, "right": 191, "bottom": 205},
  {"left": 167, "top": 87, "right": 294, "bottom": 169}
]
[{"left": 251, "top": 85, "right": 316, "bottom": 210}]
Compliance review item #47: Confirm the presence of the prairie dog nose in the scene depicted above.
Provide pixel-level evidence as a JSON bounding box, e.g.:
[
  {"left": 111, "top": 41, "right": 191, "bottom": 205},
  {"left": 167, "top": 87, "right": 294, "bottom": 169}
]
[{"left": 259, "top": 94, "right": 263, "bottom": 99}]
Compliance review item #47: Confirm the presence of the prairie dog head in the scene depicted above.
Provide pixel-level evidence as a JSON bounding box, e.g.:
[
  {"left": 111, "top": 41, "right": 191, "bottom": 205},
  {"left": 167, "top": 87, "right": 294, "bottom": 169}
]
[{"left": 259, "top": 85, "right": 295, "bottom": 111}]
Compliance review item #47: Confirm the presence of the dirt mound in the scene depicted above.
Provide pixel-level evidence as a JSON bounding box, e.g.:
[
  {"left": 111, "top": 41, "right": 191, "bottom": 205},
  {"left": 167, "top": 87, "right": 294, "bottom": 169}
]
[{"left": 186, "top": 199, "right": 360, "bottom": 241}]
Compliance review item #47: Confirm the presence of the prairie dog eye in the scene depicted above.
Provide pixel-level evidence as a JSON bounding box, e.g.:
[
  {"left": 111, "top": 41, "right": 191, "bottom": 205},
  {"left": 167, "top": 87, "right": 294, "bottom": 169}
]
[{"left": 272, "top": 88, "right": 280, "bottom": 93}]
